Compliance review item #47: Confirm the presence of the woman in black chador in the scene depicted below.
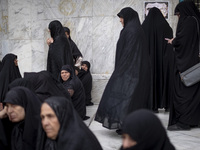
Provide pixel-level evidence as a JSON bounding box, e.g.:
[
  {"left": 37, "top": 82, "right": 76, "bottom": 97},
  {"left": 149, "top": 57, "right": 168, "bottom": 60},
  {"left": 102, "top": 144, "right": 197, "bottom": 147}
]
[
  {"left": 24, "top": 71, "right": 70, "bottom": 102},
  {"left": 142, "top": 7, "right": 174, "bottom": 112},
  {"left": 59, "top": 65, "right": 87, "bottom": 120},
  {"left": 78, "top": 61, "right": 93, "bottom": 106},
  {"left": 4, "top": 87, "right": 41, "bottom": 150},
  {"left": 37, "top": 96, "right": 103, "bottom": 150},
  {"left": 95, "top": 7, "right": 151, "bottom": 130},
  {"left": 166, "top": 1, "right": 200, "bottom": 130},
  {"left": 63, "top": 27, "right": 83, "bottom": 67},
  {"left": 120, "top": 109, "right": 175, "bottom": 150},
  {"left": 0, "top": 54, "right": 21, "bottom": 102},
  {"left": 47, "top": 20, "right": 74, "bottom": 79}
]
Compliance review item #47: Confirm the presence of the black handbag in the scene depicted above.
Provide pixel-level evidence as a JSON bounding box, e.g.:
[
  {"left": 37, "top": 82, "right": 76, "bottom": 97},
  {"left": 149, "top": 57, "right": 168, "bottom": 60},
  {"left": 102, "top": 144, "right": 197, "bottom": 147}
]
[{"left": 180, "top": 16, "right": 200, "bottom": 87}]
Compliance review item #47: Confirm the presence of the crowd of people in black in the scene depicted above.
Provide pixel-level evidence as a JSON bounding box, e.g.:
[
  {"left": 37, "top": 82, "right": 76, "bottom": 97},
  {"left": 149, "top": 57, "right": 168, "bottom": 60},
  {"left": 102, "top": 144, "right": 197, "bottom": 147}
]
[{"left": 0, "top": 1, "right": 200, "bottom": 150}]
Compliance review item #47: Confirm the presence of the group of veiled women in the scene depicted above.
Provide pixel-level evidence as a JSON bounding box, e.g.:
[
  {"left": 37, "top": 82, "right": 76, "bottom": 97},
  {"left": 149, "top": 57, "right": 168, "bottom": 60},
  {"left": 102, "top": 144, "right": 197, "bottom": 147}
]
[
  {"left": 0, "top": 17, "right": 96, "bottom": 150},
  {"left": 0, "top": 1, "right": 200, "bottom": 150}
]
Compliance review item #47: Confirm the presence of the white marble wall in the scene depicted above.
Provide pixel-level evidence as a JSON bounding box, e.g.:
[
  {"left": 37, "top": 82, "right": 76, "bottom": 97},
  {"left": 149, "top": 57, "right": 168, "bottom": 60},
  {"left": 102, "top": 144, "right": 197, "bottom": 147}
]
[{"left": 0, "top": 0, "right": 179, "bottom": 102}]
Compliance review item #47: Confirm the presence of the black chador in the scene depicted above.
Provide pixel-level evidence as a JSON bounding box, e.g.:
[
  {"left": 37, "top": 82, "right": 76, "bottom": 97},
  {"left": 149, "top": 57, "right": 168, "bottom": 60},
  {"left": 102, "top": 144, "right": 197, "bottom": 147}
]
[
  {"left": 36, "top": 97, "right": 103, "bottom": 150},
  {"left": 120, "top": 109, "right": 175, "bottom": 150},
  {"left": 60, "top": 65, "right": 86, "bottom": 120},
  {"left": 4, "top": 87, "right": 41, "bottom": 150},
  {"left": 142, "top": 7, "right": 174, "bottom": 112},
  {"left": 24, "top": 71, "right": 70, "bottom": 102},
  {"left": 47, "top": 20, "right": 74, "bottom": 79},
  {"left": 95, "top": 7, "right": 151, "bottom": 129},
  {"left": 78, "top": 61, "right": 93, "bottom": 106},
  {"left": 0, "top": 54, "right": 21, "bottom": 102},
  {"left": 168, "top": 1, "right": 200, "bottom": 129}
]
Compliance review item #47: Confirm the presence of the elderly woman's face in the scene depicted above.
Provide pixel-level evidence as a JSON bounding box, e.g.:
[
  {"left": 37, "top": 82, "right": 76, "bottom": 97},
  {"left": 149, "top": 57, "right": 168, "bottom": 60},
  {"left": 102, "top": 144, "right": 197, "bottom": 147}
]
[
  {"left": 40, "top": 103, "right": 60, "bottom": 140},
  {"left": 6, "top": 103, "right": 25, "bottom": 122},
  {"left": 122, "top": 134, "right": 137, "bottom": 149}
]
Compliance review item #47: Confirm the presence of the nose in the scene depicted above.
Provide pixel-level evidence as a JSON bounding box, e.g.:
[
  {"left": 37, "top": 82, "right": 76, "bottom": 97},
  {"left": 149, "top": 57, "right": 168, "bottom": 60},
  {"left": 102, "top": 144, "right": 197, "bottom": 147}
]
[
  {"left": 42, "top": 117, "right": 49, "bottom": 127},
  {"left": 7, "top": 106, "right": 13, "bottom": 114}
]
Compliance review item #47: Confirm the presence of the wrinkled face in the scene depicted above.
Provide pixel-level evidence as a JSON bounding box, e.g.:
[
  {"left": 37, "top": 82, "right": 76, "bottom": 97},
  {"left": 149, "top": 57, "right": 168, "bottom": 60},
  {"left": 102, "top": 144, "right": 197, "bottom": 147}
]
[
  {"left": 6, "top": 103, "right": 25, "bottom": 122},
  {"left": 122, "top": 134, "right": 137, "bottom": 149},
  {"left": 65, "top": 32, "right": 70, "bottom": 39},
  {"left": 81, "top": 64, "right": 88, "bottom": 72},
  {"left": 14, "top": 59, "right": 18, "bottom": 66},
  {"left": 40, "top": 103, "right": 60, "bottom": 140},
  {"left": 61, "top": 70, "right": 70, "bottom": 81},
  {"left": 120, "top": 17, "right": 124, "bottom": 27}
]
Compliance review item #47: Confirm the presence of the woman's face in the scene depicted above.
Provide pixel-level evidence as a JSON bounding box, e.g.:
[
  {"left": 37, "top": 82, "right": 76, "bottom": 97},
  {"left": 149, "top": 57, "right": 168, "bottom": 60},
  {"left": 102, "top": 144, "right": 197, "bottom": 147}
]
[
  {"left": 122, "top": 134, "right": 137, "bottom": 149},
  {"left": 6, "top": 103, "right": 25, "bottom": 122},
  {"left": 81, "top": 64, "right": 88, "bottom": 72},
  {"left": 120, "top": 17, "right": 124, "bottom": 27},
  {"left": 61, "top": 70, "right": 71, "bottom": 81},
  {"left": 14, "top": 59, "right": 18, "bottom": 66},
  {"left": 40, "top": 103, "right": 60, "bottom": 140}
]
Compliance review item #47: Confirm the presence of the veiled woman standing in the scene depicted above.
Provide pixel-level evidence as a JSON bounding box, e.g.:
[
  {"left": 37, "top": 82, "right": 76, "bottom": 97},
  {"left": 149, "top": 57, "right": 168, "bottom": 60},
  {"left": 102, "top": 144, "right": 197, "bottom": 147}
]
[
  {"left": 95, "top": 7, "right": 151, "bottom": 131},
  {"left": 47, "top": 20, "right": 74, "bottom": 79},
  {"left": 166, "top": 1, "right": 200, "bottom": 130},
  {"left": 142, "top": 7, "right": 174, "bottom": 112}
]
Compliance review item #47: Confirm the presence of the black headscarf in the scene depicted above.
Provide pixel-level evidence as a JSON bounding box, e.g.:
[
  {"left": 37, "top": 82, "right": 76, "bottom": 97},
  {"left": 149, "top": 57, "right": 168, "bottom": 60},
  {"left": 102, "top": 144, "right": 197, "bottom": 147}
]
[
  {"left": 121, "top": 109, "right": 175, "bottom": 150},
  {"left": 168, "top": 1, "right": 200, "bottom": 127},
  {"left": 4, "top": 87, "right": 41, "bottom": 150},
  {"left": 95, "top": 7, "right": 151, "bottom": 129},
  {"left": 8, "top": 78, "right": 34, "bottom": 91},
  {"left": 142, "top": 7, "right": 174, "bottom": 111},
  {"left": 60, "top": 65, "right": 86, "bottom": 119},
  {"left": 63, "top": 27, "right": 83, "bottom": 60},
  {"left": 0, "top": 54, "right": 21, "bottom": 102},
  {"left": 47, "top": 20, "right": 74, "bottom": 79},
  {"left": 78, "top": 61, "right": 92, "bottom": 105},
  {"left": 24, "top": 71, "right": 70, "bottom": 102},
  {"left": 37, "top": 97, "right": 102, "bottom": 150}
]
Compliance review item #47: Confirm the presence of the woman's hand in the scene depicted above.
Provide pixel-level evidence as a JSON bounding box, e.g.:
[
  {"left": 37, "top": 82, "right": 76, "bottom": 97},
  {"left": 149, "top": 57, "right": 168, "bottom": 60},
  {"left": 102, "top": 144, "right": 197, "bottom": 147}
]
[
  {"left": 165, "top": 38, "right": 174, "bottom": 44},
  {"left": 46, "top": 38, "right": 54, "bottom": 45}
]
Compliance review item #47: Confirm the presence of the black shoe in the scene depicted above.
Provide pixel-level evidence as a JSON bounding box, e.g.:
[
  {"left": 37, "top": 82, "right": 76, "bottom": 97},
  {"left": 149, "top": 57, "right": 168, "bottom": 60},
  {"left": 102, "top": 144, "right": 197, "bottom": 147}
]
[
  {"left": 167, "top": 124, "right": 190, "bottom": 131},
  {"left": 86, "top": 102, "right": 94, "bottom": 106},
  {"left": 83, "top": 116, "right": 90, "bottom": 120},
  {"left": 116, "top": 129, "right": 122, "bottom": 135}
]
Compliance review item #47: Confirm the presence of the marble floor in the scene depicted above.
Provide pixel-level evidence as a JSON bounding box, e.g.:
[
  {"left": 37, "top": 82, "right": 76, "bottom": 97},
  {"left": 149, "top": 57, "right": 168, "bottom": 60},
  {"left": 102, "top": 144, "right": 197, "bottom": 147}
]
[{"left": 84, "top": 104, "right": 200, "bottom": 150}]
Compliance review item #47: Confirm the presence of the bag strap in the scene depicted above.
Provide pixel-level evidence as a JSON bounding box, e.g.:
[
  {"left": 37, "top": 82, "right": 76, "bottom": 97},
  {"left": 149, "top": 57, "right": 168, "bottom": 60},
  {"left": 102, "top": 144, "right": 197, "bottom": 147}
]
[{"left": 192, "top": 16, "right": 200, "bottom": 59}]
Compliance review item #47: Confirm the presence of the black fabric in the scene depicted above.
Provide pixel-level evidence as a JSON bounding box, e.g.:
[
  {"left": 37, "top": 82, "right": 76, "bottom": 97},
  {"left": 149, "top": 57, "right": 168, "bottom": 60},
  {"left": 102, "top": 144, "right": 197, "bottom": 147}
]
[
  {"left": 169, "top": 1, "right": 200, "bottom": 126},
  {"left": 60, "top": 65, "right": 86, "bottom": 119},
  {"left": 78, "top": 61, "right": 92, "bottom": 105},
  {"left": 4, "top": 87, "right": 41, "bottom": 150},
  {"left": 0, "top": 61, "right": 2, "bottom": 72},
  {"left": 24, "top": 71, "right": 70, "bottom": 102},
  {"left": 8, "top": 78, "right": 34, "bottom": 91},
  {"left": 120, "top": 109, "right": 175, "bottom": 150},
  {"left": 142, "top": 7, "right": 174, "bottom": 111},
  {"left": 0, "top": 119, "right": 8, "bottom": 150},
  {"left": 63, "top": 27, "right": 83, "bottom": 60},
  {"left": 47, "top": 20, "right": 74, "bottom": 79},
  {"left": 0, "top": 54, "right": 21, "bottom": 102},
  {"left": 95, "top": 7, "right": 151, "bottom": 129},
  {"left": 36, "top": 96, "right": 102, "bottom": 150}
]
